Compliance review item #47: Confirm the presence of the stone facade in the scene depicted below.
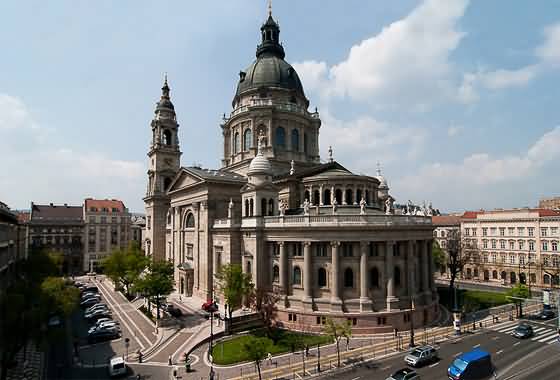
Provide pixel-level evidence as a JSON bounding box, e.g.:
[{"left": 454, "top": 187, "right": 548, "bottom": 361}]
[
  {"left": 539, "top": 196, "right": 560, "bottom": 210},
  {"left": 0, "top": 201, "right": 26, "bottom": 296},
  {"left": 459, "top": 209, "right": 560, "bottom": 287},
  {"left": 144, "top": 11, "right": 438, "bottom": 333}
]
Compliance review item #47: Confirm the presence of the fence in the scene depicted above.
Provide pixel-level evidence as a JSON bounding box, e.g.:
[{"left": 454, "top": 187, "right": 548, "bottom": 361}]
[{"left": 228, "top": 302, "right": 542, "bottom": 380}]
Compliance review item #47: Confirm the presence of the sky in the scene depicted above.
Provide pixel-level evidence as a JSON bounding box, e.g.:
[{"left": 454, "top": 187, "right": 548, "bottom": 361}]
[{"left": 1, "top": 0, "right": 559, "bottom": 213}]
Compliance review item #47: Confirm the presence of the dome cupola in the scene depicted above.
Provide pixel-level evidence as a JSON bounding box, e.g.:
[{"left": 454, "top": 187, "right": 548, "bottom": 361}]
[
  {"left": 248, "top": 132, "right": 272, "bottom": 178},
  {"left": 156, "top": 74, "right": 175, "bottom": 112}
]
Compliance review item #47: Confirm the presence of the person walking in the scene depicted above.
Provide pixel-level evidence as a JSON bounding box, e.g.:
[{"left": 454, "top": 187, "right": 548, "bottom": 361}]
[{"left": 267, "top": 352, "right": 272, "bottom": 365}]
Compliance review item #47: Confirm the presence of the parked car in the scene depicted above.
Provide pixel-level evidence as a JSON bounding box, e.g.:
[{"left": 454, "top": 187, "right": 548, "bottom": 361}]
[
  {"left": 202, "top": 300, "right": 218, "bottom": 312},
  {"left": 47, "top": 315, "right": 63, "bottom": 328},
  {"left": 448, "top": 349, "right": 494, "bottom": 380},
  {"left": 165, "top": 303, "right": 183, "bottom": 317},
  {"left": 85, "top": 303, "right": 108, "bottom": 314},
  {"left": 108, "top": 356, "right": 127, "bottom": 377},
  {"left": 81, "top": 293, "right": 101, "bottom": 301},
  {"left": 85, "top": 309, "right": 112, "bottom": 321},
  {"left": 93, "top": 318, "right": 118, "bottom": 327},
  {"left": 87, "top": 327, "right": 120, "bottom": 344},
  {"left": 535, "top": 309, "right": 555, "bottom": 320},
  {"left": 80, "top": 298, "right": 100, "bottom": 308},
  {"left": 404, "top": 346, "right": 437, "bottom": 367},
  {"left": 512, "top": 323, "right": 533, "bottom": 339},
  {"left": 89, "top": 321, "right": 120, "bottom": 334},
  {"left": 385, "top": 368, "right": 421, "bottom": 380}
]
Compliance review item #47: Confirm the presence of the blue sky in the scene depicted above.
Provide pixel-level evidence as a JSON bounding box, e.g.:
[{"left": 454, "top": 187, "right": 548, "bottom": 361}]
[{"left": 1, "top": 0, "right": 559, "bottom": 213}]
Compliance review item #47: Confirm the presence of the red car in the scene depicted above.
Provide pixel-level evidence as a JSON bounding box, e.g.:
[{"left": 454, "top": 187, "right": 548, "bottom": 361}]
[{"left": 202, "top": 300, "right": 218, "bottom": 312}]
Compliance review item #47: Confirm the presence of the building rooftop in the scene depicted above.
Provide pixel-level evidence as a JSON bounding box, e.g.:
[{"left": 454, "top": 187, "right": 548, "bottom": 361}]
[
  {"left": 84, "top": 198, "right": 126, "bottom": 213},
  {"left": 431, "top": 215, "right": 461, "bottom": 226},
  {"left": 30, "top": 202, "right": 83, "bottom": 222},
  {"left": 461, "top": 208, "right": 560, "bottom": 219}
]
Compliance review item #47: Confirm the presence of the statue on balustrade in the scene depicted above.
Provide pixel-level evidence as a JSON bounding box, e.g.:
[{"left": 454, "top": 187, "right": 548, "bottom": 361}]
[
  {"left": 385, "top": 197, "right": 394, "bottom": 215},
  {"left": 359, "top": 197, "right": 366, "bottom": 215},
  {"left": 332, "top": 199, "right": 338, "bottom": 214},
  {"left": 279, "top": 199, "right": 287, "bottom": 216},
  {"left": 303, "top": 199, "right": 310, "bottom": 215}
]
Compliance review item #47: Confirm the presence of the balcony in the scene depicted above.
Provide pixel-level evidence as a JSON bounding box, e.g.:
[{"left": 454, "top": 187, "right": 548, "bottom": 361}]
[
  {"left": 229, "top": 99, "right": 319, "bottom": 119},
  {"left": 212, "top": 214, "right": 431, "bottom": 229}
]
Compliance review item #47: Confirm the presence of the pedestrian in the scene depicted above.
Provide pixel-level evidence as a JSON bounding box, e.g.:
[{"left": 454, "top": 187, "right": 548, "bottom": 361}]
[
  {"left": 179, "top": 295, "right": 182, "bottom": 302},
  {"left": 305, "top": 345, "right": 309, "bottom": 357},
  {"left": 267, "top": 352, "right": 272, "bottom": 365},
  {"left": 345, "top": 337, "right": 350, "bottom": 351},
  {"left": 168, "top": 355, "right": 172, "bottom": 365},
  {"left": 394, "top": 328, "right": 398, "bottom": 338}
]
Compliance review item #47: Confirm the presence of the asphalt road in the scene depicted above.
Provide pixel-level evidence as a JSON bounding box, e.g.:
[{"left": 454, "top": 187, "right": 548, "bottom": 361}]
[{"left": 322, "top": 319, "right": 560, "bottom": 380}]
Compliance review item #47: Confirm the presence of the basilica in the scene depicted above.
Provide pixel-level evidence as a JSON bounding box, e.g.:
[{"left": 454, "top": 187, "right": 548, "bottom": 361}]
[{"left": 143, "top": 10, "right": 438, "bottom": 333}]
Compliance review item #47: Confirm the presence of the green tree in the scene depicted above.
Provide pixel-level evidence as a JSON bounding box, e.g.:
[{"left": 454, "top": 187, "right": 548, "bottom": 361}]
[
  {"left": 506, "top": 283, "right": 529, "bottom": 317},
  {"left": 444, "top": 230, "right": 476, "bottom": 309},
  {"left": 432, "top": 241, "right": 445, "bottom": 275},
  {"left": 134, "top": 261, "right": 174, "bottom": 320},
  {"left": 215, "top": 264, "right": 253, "bottom": 330},
  {"left": 251, "top": 288, "right": 280, "bottom": 341},
  {"left": 102, "top": 242, "right": 148, "bottom": 296},
  {"left": 101, "top": 249, "right": 127, "bottom": 290},
  {"left": 242, "top": 336, "right": 271, "bottom": 380},
  {"left": 322, "top": 317, "right": 352, "bottom": 367},
  {"left": 41, "top": 277, "right": 80, "bottom": 316}
]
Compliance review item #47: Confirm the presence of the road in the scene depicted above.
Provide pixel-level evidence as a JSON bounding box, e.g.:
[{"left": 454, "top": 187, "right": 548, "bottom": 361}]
[{"left": 324, "top": 316, "right": 560, "bottom": 380}]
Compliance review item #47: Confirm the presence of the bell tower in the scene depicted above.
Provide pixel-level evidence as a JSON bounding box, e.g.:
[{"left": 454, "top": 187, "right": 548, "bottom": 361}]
[{"left": 144, "top": 75, "right": 181, "bottom": 261}]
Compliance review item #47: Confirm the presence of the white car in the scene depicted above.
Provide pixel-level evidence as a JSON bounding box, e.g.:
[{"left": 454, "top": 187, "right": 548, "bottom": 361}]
[
  {"left": 94, "top": 317, "right": 118, "bottom": 327},
  {"left": 89, "top": 321, "right": 120, "bottom": 333},
  {"left": 108, "top": 357, "right": 127, "bottom": 377}
]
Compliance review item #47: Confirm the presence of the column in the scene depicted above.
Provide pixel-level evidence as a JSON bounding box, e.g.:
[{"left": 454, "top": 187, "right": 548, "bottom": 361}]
[
  {"left": 353, "top": 185, "right": 358, "bottom": 205},
  {"left": 331, "top": 241, "right": 342, "bottom": 308},
  {"left": 279, "top": 242, "right": 288, "bottom": 295},
  {"left": 428, "top": 240, "right": 436, "bottom": 292},
  {"left": 407, "top": 241, "right": 415, "bottom": 298},
  {"left": 303, "top": 242, "right": 313, "bottom": 306},
  {"left": 421, "top": 240, "right": 430, "bottom": 294},
  {"left": 331, "top": 186, "right": 335, "bottom": 204},
  {"left": 319, "top": 185, "right": 324, "bottom": 206},
  {"left": 385, "top": 241, "right": 398, "bottom": 310},
  {"left": 360, "top": 242, "right": 371, "bottom": 311}
]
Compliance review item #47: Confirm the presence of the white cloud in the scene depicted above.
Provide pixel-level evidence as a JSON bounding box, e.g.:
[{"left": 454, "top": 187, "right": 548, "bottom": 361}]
[
  {"left": 319, "top": 110, "right": 427, "bottom": 173},
  {"left": 447, "top": 125, "right": 463, "bottom": 137},
  {"left": 295, "top": 0, "right": 469, "bottom": 106},
  {"left": 0, "top": 94, "right": 145, "bottom": 210},
  {"left": 536, "top": 23, "right": 560, "bottom": 66},
  {"left": 393, "top": 126, "right": 560, "bottom": 206}
]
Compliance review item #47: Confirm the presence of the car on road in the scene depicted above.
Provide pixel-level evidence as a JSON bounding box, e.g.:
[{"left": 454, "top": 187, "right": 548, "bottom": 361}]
[
  {"left": 404, "top": 345, "right": 437, "bottom": 367},
  {"left": 87, "top": 327, "right": 120, "bottom": 344},
  {"left": 448, "top": 348, "right": 494, "bottom": 380},
  {"left": 108, "top": 356, "right": 127, "bottom": 377},
  {"left": 202, "top": 300, "right": 218, "bottom": 312},
  {"left": 512, "top": 323, "right": 534, "bottom": 339},
  {"left": 385, "top": 368, "right": 420, "bottom": 380},
  {"left": 165, "top": 303, "right": 183, "bottom": 317},
  {"left": 535, "top": 309, "right": 555, "bottom": 320}
]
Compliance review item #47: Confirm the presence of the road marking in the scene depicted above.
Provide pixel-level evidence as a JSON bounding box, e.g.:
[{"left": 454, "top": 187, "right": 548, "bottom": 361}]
[
  {"left": 429, "top": 362, "right": 439, "bottom": 368},
  {"left": 496, "top": 350, "right": 503, "bottom": 355},
  {"left": 351, "top": 377, "right": 360, "bottom": 380},
  {"left": 453, "top": 352, "right": 462, "bottom": 357},
  {"left": 513, "top": 342, "right": 520, "bottom": 346},
  {"left": 536, "top": 331, "right": 559, "bottom": 343},
  {"left": 473, "top": 344, "right": 480, "bottom": 348},
  {"left": 95, "top": 280, "right": 150, "bottom": 349}
]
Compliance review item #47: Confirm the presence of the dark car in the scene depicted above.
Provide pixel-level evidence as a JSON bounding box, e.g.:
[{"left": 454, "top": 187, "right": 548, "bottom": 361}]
[
  {"left": 80, "top": 298, "right": 100, "bottom": 308},
  {"left": 88, "top": 327, "right": 120, "bottom": 344},
  {"left": 536, "top": 309, "right": 555, "bottom": 320},
  {"left": 385, "top": 368, "right": 420, "bottom": 380},
  {"left": 81, "top": 285, "right": 99, "bottom": 293},
  {"left": 512, "top": 323, "right": 533, "bottom": 339},
  {"left": 85, "top": 309, "right": 112, "bottom": 321},
  {"left": 165, "top": 303, "right": 183, "bottom": 317}
]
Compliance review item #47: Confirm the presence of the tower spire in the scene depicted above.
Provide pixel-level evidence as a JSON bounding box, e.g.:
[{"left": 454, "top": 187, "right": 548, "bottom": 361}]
[{"left": 268, "top": 0, "right": 272, "bottom": 17}]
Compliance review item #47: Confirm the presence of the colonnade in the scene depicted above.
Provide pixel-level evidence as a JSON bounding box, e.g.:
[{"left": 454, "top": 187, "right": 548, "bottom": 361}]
[
  {"left": 302, "top": 183, "right": 378, "bottom": 206},
  {"left": 274, "top": 240, "right": 435, "bottom": 311}
]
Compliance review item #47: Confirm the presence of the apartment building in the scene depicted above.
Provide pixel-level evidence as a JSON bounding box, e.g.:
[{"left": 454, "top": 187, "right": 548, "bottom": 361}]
[
  {"left": 432, "top": 215, "right": 461, "bottom": 277},
  {"left": 0, "top": 201, "right": 26, "bottom": 295},
  {"left": 461, "top": 208, "right": 560, "bottom": 288},
  {"left": 83, "top": 199, "right": 131, "bottom": 272},
  {"left": 539, "top": 196, "right": 560, "bottom": 210}
]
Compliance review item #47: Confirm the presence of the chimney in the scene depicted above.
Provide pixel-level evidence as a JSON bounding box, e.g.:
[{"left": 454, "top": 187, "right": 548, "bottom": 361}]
[
  {"left": 64, "top": 203, "right": 68, "bottom": 207},
  {"left": 49, "top": 203, "right": 54, "bottom": 207}
]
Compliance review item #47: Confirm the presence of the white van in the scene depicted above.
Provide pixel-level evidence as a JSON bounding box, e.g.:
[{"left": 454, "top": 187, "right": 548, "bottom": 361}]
[{"left": 108, "top": 357, "right": 127, "bottom": 377}]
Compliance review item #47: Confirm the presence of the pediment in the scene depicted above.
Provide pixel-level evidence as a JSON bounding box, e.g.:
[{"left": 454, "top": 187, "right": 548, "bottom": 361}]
[{"left": 168, "top": 168, "right": 204, "bottom": 192}]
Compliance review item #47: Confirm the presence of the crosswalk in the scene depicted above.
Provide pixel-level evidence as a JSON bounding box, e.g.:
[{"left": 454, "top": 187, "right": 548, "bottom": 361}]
[{"left": 486, "top": 320, "right": 560, "bottom": 344}]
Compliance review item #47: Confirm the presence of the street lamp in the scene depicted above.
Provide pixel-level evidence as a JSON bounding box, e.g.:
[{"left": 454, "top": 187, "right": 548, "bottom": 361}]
[{"left": 409, "top": 297, "right": 415, "bottom": 348}]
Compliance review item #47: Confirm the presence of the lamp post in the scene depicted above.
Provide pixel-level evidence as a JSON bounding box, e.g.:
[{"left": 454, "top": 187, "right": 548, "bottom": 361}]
[{"left": 409, "top": 297, "right": 415, "bottom": 348}]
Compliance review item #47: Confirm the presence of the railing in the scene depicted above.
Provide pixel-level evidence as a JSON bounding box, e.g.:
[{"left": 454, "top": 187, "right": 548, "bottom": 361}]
[
  {"left": 230, "top": 99, "right": 317, "bottom": 118},
  {"left": 263, "top": 214, "right": 431, "bottom": 227}
]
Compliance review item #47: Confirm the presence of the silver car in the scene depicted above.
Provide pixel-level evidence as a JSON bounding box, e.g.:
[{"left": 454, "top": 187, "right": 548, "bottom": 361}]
[{"left": 404, "top": 346, "right": 437, "bottom": 367}]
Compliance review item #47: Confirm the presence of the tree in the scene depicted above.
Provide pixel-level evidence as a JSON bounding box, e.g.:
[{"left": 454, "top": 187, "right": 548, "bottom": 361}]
[
  {"left": 215, "top": 264, "right": 253, "bottom": 328},
  {"left": 322, "top": 317, "right": 352, "bottom": 367},
  {"left": 102, "top": 242, "right": 149, "bottom": 296},
  {"left": 102, "top": 249, "right": 127, "bottom": 290},
  {"left": 506, "top": 283, "right": 529, "bottom": 318},
  {"left": 134, "top": 261, "right": 174, "bottom": 320},
  {"left": 444, "top": 230, "right": 476, "bottom": 309},
  {"left": 41, "top": 277, "right": 80, "bottom": 316},
  {"left": 242, "top": 336, "right": 271, "bottom": 380},
  {"left": 431, "top": 241, "right": 445, "bottom": 275},
  {"left": 251, "top": 288, "right": 280, "bottom": 340}
]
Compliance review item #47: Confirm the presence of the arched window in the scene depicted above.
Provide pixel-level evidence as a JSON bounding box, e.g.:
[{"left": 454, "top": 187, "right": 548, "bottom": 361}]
[
  {"left": 246, "top": 260, "right": 252, "bottom": 274},
  {"left": 293, "top": 266, "right": 301, "bottom": 285},
  {"left": 313, "top": 190, "right": 320, "bottom": 206},
  {"left": 268, "top": 199, "right": 274, "bottom": 216},
  {"left": 356, "top": 189, "right": 362, "bottom": 204},
  {"left": 492, "top": 270, "right": 498, "bottom": 279},
  {"left": 234, "top": 132, "right": 240, "bottom": 154},
  {"left": 185, "top": 213, "right": 195, "bottom": 228},
  {"left": 273, "top": 265, "right": 279, "bottom": 283},
  {"left": 394, "top": 266, "right": 401, "bottom": 287},
  {"left": 261, "top": 198, "right": 267, "bottom": 216},
  {"left": 544, "top": 274, "right": 551, "bottom": 284},
  {"left": 304, "top": 190, "right": 310, "bottom": 202},
  {"left": 344, "top": 268, "right": 354, "bottom": 288},
  {"left": 245, "top": 199, "right": 249, "bottom": 217},
  {"left": 335, "top": 189, "right": 343, "bottom": 204},
  {"left": 163, "top": 130, "right": 172, "bottom": 146},
  {"left": 249, "top": 199, "right": 254, "bottom": 217},
  {"left": 345, "top": 189, "right": 353, "bottom": 205},
  {"left": 370, "top": 267, "right": 379, "bottom": 288},
  {"left": 275, "top": 127, "right": 285, "bottom": 148},
  {"left": 243, "top": 129, "right": 252, "bottom": 151},
  {"left": 501, "top": 271, "right": 507, "bottom": 280},
  {"left": 167, "top": 211, "right": 172, "bottom": 225},
  {"left": 324, "top": 189, "right": 331, "bottom": 205},
  {"left": 365, "top": 190, "right": 370, "bottom": 204},
  {"left": 291, "top": 129, "right": 299, "bottom": 151},
  {"left": 318, "top": 268, "right": 327, "bottom": 287},
  {"left": 510, "top": 272, "right": 516, "bottom": 283}
]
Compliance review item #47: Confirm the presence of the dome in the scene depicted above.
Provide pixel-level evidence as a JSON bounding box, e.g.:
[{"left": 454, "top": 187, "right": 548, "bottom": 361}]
[
  {"left": 235, "top": 56, "right": 305, "bottom": 99},
  {"left": 376, "top": 164, "right": 388, "bottom": 189},
  {"left": 157, "top": 98, "right": 174, "bottom": 110},
  {"left": 248, "top": 152, "right": 272, "bottom": 176}
]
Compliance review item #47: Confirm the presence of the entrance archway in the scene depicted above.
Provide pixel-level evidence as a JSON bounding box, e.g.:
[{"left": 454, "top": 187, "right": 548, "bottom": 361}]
[
  {"left": 519, "top": 272, "right": 526, "bottom": 284},
  {"left": 484, "top": 270, "right": 490, "bottom": 281},
  {"left": 510, "top": 272, "right": 516, "bottom": 284}
]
